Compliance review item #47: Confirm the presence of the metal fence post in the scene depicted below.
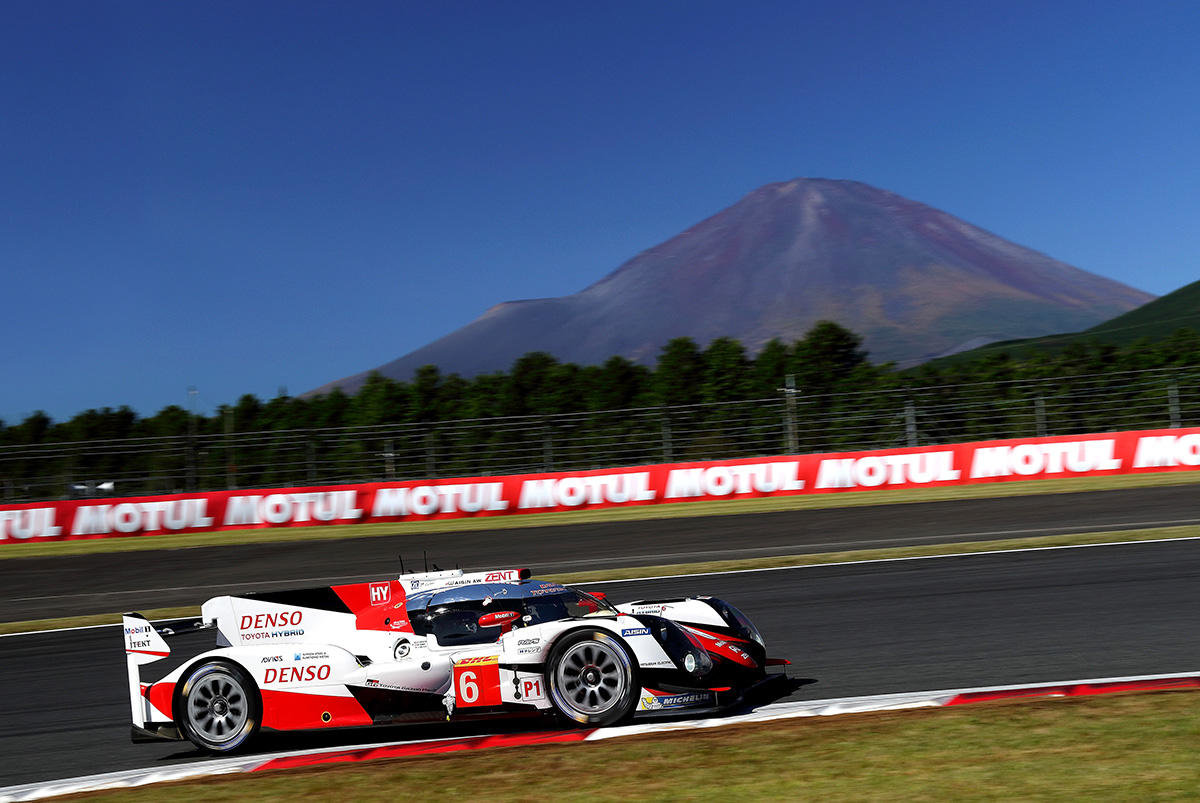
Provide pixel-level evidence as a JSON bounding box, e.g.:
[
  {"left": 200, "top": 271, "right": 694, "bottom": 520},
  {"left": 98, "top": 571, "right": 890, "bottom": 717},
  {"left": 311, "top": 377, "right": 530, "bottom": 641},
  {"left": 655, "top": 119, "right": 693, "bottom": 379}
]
[
  {"left": 660, "top": 409, "right": 673, "bottom": 462},
  {"left": 1035, "top": 396, "right": 1047, "bottom": 438},
  {"left": 384, "top": 438, "right": 396, "bottom": 479},
  {"left": 186, "top": 385, "right": 198, "bottom": 492},
  {"left": 185, "top": 434, "right": 197, "bottom": 492},
  {"left": 185, "top": 414, "right": 197, "bottom": 492},
  {"left": 783, "top": 374, "right": 799, "bottom": 454},
  {"left": 904, "top": 402, "right": 918, "bottom": 448},
  {"left": 1169, "top": 382, "right": 1181, "bottom": 428},
  {"left": 542, "top": 419, "right": 554, "bottom": 472},
  {"left": 224, "top": 408, "right": 236, "bottom": 490},
  {"left": 425, "top": 431, "right": 437, "bottom": 478},
  {"left": 306, "top": 435, "right": 317, "bottom": 484}
]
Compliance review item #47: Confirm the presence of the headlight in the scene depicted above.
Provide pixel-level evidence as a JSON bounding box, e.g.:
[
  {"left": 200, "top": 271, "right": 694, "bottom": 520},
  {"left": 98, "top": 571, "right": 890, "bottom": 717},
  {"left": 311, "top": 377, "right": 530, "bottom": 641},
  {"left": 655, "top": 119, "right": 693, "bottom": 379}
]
[
  {"left": 638, "top": 615, "right": 713, "bottom": 677},
  {"left": 679, "top": 627, "right": 714, "bottom": 676}
]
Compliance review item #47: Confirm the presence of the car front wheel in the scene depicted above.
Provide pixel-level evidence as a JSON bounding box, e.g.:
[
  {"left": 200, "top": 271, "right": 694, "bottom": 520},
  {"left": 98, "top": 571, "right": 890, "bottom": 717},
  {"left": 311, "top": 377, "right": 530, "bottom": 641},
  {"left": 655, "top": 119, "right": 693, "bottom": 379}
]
[{"left": 546, "top": 630, "right": 637, "bottom": 726}]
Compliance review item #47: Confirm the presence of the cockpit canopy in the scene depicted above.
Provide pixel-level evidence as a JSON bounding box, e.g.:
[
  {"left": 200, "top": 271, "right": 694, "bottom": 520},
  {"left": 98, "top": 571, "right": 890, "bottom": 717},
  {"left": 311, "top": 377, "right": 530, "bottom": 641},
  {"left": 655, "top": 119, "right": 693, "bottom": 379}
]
[{"left": 406, "top": 581, "right": 615, "bottom": 646}]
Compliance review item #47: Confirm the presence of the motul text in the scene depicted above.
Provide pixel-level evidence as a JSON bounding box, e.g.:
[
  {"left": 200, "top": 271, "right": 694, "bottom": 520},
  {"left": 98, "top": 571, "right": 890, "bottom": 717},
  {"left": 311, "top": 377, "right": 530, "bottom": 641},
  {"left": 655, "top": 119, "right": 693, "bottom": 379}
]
[{"left": 4, "top": 427, "right": 1199, "bottom": 544}]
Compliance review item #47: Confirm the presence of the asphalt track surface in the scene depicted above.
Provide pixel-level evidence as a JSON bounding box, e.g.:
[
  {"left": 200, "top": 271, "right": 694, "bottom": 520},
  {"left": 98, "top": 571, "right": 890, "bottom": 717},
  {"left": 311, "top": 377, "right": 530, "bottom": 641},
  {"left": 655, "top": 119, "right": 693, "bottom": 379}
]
[
  {"left": 4, "top": 484, "right": 1200, "bottom": 622},
  {"left": 4, "top": 485, "right": 1200, "bottom": 788}
]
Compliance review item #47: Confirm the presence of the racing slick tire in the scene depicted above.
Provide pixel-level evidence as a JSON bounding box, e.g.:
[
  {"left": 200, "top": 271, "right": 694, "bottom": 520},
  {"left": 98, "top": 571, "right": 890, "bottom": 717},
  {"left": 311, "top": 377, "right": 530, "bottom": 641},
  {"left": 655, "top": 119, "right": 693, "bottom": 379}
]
[
  {"left": 546, "top": 630, "right": 638, "bottom": 726},
  {"left": 176, "top": 660, "right": 262, "bottom": 754}
]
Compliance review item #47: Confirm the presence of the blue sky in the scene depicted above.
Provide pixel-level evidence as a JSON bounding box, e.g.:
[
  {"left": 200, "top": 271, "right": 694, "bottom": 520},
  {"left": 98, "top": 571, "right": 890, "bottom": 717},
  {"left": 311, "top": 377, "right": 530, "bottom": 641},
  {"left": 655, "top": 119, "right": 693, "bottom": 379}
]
[{"left": 3, "top": 1, "right": 1198, "bottom": 423}]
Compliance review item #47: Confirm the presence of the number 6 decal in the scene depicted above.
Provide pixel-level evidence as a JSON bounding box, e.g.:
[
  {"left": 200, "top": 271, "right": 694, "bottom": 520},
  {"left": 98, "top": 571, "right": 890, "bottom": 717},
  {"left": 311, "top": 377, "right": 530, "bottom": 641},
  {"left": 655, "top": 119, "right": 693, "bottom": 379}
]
[
  {"left": 453, "top": 656, "right": 501, "bottom": 707},
  {"left": 459, "top": 671, "right": 479, "bottom": 703}
]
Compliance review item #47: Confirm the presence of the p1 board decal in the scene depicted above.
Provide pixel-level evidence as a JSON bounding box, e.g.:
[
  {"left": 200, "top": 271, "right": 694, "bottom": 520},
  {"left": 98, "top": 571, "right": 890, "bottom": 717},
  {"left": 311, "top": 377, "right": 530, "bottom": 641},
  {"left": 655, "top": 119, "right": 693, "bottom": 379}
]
[{"left": 518, "top": 677, "right": 545, "bottom": 701}]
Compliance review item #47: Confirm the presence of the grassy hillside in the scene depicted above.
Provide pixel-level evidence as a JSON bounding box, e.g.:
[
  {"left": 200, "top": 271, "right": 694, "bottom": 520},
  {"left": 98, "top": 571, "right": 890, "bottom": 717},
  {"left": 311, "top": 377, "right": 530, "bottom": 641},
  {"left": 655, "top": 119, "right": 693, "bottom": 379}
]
[
  {"left": 1086, "top": 278, "right": 1200, "bottom": 341},
  {"left": 934, "top": 278, "right": 1200, "bottom": 364}
]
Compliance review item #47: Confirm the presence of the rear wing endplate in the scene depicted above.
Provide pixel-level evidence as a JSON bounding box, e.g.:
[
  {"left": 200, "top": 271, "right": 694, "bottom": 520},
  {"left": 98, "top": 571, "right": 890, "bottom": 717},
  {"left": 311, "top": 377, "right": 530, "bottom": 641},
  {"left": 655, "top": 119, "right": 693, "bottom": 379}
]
[{"left": 121, "top": 613, "right": 172, "bottom": 729}]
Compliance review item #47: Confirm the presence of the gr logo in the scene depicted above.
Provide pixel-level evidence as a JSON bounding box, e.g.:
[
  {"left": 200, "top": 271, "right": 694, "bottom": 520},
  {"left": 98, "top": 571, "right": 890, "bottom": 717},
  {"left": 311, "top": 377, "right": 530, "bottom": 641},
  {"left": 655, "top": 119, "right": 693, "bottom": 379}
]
[{"left": 369, "top": 582, "right": 391, "bottom": 605}]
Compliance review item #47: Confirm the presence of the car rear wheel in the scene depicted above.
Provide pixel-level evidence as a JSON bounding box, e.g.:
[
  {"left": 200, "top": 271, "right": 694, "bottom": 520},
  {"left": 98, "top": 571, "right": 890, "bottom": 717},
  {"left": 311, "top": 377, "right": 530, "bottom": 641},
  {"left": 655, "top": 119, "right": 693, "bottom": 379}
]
[
  {"left": 177, "top": 660, "right": 261, "bottom": 754},
  {"left": 546, "top": 630, "right": 637, "bottom": 726}
]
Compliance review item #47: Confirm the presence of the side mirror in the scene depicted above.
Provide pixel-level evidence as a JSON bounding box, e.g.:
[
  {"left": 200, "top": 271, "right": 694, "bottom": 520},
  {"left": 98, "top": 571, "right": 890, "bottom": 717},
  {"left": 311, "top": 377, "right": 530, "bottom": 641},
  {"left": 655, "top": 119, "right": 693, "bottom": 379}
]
[
  {"left": 478, "top": 610, "right": 521, "bottom": 633},
  {"left": 579, "top": 591, "right": 608, "bottom": 614}
]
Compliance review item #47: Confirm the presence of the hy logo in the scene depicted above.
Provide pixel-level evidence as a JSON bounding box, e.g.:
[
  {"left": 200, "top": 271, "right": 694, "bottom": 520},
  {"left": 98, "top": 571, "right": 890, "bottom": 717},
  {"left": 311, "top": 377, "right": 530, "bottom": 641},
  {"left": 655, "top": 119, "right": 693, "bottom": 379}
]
[{"left": 370, "top": 582, "right": 391, "bottom": 605}]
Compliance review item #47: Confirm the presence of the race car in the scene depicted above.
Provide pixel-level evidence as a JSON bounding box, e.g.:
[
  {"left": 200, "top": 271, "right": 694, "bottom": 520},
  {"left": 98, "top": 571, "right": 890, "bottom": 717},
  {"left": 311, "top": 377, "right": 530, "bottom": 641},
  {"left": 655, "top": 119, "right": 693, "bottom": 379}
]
[{"left": 122, "top": 566, "right": 788, "bottom": 753}]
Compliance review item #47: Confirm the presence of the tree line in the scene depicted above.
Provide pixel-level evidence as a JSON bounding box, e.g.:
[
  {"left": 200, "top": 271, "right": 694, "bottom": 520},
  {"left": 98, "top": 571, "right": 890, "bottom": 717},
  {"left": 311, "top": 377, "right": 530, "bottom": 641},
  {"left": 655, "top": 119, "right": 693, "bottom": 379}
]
[
  {"left": 6, "top": 321, "right": 1200, "bottom": 448},
  {"left": 1, "top": 322, "right": 879, "bottom": 446},
  {"left": 4, "top": 321, "right": 1200, "bottom": 499}
]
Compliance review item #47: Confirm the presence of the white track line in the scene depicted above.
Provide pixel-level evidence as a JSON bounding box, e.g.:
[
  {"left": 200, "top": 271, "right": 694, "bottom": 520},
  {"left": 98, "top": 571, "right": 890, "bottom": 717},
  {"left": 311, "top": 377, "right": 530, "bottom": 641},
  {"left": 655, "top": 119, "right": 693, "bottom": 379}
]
[
  {"left": 4, "top": 534, "right": 1200, "bottom": 638},
  {"left": 10, "top": 518, "right": 1200, "bottom": 606},
  {"left": 574, "top": 534, "right": 1200, "bottom": 585},
  {"left": 0, "top": 622, "right": 119, "bottom": 638},
  {"left": 12, "top": 516, "right": 1200, "bottom": 608}
]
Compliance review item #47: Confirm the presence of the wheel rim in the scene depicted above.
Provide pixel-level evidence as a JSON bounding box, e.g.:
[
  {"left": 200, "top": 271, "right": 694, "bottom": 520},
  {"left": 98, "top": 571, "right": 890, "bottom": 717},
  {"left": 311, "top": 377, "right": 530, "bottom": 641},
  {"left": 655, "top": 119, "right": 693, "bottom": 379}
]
[
  {"left": 187, "top": 670, "right": 249, "bottom": 744},
  {"left": 553, "top": 640, "right": 628, "bottom": 716}
]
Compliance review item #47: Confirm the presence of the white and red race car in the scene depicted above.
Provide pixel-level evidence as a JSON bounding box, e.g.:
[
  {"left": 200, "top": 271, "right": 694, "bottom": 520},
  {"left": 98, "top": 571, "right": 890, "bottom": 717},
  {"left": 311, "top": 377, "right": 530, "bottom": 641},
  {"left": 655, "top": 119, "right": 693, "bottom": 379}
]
[{"left": 123, "top": 567, "right": 788, "bottom": 753}]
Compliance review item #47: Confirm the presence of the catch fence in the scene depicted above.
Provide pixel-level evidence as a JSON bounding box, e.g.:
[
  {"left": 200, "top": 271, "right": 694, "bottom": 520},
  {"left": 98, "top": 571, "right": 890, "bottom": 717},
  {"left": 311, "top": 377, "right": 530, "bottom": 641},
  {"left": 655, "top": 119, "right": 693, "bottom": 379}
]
[{"left": 3, "top": 366, "right": 1199, "bottom": 502}]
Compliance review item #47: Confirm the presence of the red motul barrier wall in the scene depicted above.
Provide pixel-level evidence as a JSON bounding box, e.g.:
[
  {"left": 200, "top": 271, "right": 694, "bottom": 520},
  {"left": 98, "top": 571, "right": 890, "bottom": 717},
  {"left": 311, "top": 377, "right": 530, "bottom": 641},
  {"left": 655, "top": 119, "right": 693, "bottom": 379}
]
[{"left": 4, "top": 427, "right": 1200, "bottom": 544}]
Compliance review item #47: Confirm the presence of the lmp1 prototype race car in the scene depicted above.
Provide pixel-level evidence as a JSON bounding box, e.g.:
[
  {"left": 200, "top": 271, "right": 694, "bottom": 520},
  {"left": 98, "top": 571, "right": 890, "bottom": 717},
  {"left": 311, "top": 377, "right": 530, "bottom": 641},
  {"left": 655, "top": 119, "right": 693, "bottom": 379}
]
[{"left": 122, "top": 567, "right": 789, "bottom": 753}]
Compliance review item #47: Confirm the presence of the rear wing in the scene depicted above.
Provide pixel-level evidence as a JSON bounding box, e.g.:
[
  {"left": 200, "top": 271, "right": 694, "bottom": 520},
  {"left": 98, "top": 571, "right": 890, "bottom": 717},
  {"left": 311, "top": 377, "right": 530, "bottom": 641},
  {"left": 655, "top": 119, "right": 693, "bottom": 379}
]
[{"left": 121, "top": 613, "right": 213, "bottom": 728}]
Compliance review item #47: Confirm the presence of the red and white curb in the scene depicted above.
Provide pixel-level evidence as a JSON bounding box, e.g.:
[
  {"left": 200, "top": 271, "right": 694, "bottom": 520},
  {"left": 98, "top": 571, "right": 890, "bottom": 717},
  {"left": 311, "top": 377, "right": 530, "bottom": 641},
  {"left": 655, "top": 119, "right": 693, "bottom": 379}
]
[
  {"left": 587, "top": 671, "right": 1200, "bottom": 740},
  {"left": 4, "top": 671, "right": 1199, "bottom": 801}
]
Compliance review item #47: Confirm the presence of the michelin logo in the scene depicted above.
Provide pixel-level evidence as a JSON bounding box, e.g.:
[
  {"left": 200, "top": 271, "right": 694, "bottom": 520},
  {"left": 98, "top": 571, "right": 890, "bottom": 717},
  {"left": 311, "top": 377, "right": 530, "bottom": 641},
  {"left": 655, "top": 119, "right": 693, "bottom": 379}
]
[{"left": 641, "top": 692, "right": 711, "bottom": 710}]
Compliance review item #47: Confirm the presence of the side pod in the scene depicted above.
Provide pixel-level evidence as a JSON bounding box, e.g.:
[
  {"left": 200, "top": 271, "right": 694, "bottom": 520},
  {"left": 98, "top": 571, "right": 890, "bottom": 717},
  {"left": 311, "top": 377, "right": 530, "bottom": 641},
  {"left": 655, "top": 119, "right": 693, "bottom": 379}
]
[{"left": 121, "top": 613, "right": 171, "bottom": 730}]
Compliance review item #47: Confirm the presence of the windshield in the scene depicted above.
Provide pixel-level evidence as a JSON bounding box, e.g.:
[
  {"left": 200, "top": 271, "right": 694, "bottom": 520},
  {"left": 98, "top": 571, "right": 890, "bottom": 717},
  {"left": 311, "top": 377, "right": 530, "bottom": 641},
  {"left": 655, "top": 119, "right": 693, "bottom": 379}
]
[{"left": 523, "top": 589, "right": 616, "bottom": 624}]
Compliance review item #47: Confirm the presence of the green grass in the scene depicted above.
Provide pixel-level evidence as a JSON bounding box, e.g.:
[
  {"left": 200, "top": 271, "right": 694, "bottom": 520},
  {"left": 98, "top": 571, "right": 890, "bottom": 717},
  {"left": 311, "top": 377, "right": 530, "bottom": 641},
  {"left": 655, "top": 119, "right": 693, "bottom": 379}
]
[
  {"left": 932, "top": 278, "right": 1200, "bottom": 364},
  {"left": 7, "top": 522, "right": 1198, "bottom": 635},
  {"left": 0, "top": 605, "right": 205, "bottom": 634},
  {"left": 1086, "top": 279, "right": 1200, "bottom": 342},
  {"left": 74, "top": 690, "right": 1200, "bottom": 800},
  {"left": 5, "top": 470, "right": 1200, "bottom": 561}
]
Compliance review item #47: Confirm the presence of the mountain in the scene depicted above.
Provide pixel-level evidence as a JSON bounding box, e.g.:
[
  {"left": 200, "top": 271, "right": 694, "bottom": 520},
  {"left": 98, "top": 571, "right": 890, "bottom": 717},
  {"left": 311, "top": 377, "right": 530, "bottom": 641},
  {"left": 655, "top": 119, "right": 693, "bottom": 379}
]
[{"left": 312, "top": 178, "right": 1153, "bottom": 395}]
